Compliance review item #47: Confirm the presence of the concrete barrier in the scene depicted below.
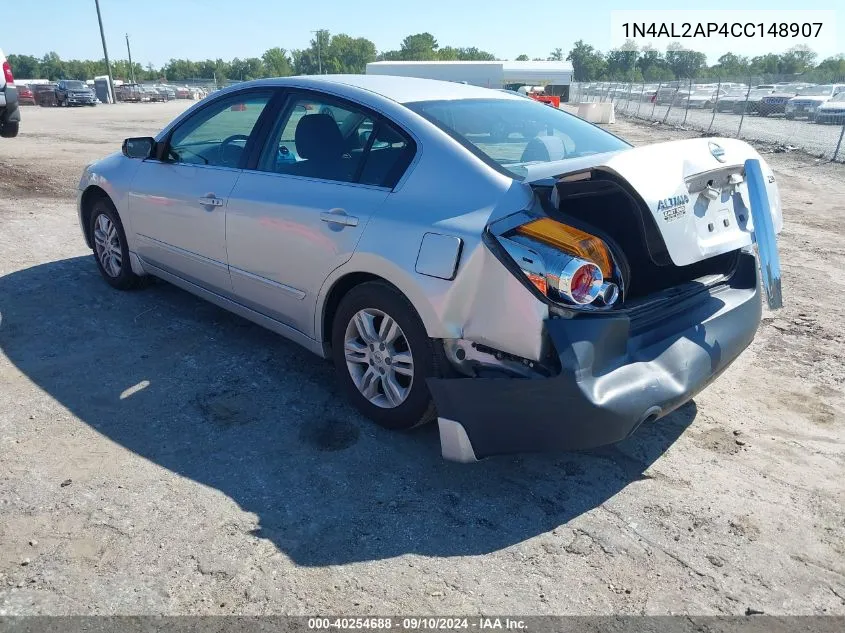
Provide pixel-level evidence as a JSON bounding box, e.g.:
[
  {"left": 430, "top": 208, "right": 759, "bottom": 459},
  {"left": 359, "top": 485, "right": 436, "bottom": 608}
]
[{"left": 576, "top": 102, "right": 616, "bottom": 124}]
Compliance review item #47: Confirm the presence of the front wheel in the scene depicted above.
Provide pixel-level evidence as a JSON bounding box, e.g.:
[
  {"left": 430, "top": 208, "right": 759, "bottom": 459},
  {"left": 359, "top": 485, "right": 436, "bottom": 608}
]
[
  {"left": 89, "top": 199, "right": 143, "bottom": 290},
  {"left": 331, "top": 282, "right": 445, "bottom": 430}
]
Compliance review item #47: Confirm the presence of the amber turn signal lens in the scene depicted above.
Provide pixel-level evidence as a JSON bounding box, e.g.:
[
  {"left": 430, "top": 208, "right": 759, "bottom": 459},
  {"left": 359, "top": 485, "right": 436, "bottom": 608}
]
[{"left": 515, "top": 218, "right": 613, "bottom": 277}]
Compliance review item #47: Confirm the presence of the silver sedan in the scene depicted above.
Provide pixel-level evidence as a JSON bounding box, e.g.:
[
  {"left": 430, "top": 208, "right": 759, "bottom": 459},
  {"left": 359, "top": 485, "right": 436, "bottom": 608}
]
[{"left": 77, "top": 75, "right": 782, "bottom": 461}]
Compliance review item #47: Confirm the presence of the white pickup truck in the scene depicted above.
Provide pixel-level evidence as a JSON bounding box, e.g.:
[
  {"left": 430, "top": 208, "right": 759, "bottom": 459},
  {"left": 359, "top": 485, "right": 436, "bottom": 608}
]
[{"left": 0, "top": 48, "right": 21, "bottom": 138}]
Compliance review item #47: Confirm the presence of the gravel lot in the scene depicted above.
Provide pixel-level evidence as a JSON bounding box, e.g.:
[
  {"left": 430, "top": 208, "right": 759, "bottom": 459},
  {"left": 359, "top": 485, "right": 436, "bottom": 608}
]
[{"left": 0, "top": 102, "right": 843, "bottom": 616}]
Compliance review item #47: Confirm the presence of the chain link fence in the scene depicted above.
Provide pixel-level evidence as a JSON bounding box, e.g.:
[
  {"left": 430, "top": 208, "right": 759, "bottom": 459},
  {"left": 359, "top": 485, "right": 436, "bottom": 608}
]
[{"left": 570, "top": 79, "right": 845, "bottom": 162}]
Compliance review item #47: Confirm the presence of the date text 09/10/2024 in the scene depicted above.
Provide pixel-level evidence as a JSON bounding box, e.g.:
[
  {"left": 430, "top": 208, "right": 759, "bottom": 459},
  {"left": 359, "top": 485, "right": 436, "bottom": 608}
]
[
  {"left": 621, "top": 22, "right": 823, "bottom": 39},
  {"left": 307, "top": 618, "right": 527, "bottom": 630}
]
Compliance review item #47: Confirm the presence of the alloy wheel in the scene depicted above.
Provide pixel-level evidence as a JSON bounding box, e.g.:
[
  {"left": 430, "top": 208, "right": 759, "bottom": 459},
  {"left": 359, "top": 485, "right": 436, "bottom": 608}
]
[
  {"left": 93, "top": 213, "right": 122, "bottom": 278},
  {"left": 343, "top": 308, "right": 414, "bottom": 409}
]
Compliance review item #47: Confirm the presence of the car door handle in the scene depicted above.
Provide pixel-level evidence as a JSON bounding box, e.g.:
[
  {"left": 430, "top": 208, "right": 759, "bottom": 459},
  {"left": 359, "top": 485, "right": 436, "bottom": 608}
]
[
  {"left": 197, "top": 196, "right": 224, "bottom": 207},
  {"left": 320, "top": 210, "right": 358, "bottom": 227}
]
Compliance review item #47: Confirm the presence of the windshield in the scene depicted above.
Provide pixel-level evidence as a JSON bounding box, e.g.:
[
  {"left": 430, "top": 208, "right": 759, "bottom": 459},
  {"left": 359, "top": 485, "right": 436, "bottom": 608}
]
[
  {"left": 830, "top": 92, "right": 845, "bottom": 102},
  {"left": 797, "top": 86, "right": 833, "bottom": 96},
  {"left": 65, "top": 81, "right": 86, "bottom": 90},
  {"left": 406, "top": 98, "right": 629, "bottom": 179}
]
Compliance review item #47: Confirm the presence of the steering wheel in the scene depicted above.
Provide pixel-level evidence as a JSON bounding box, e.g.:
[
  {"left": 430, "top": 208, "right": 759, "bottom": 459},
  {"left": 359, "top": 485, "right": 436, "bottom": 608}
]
[{"left": 219, "top": 134, "right": 250, "bottom": 167}]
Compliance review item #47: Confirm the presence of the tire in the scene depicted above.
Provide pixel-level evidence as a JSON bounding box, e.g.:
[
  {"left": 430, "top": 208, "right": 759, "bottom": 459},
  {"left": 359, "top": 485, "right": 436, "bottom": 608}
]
[
  {"left": 59, "top": 97, "right": 67, "bottom": 107},
  {"left": 88, "top": 198, "right": 143, "bottom": 291},
  {"left": 0, "top": 121, "right": 19, "bottom": 138},
  {"left": 331, "top": 281, "right": 446, "bottom": 430}
]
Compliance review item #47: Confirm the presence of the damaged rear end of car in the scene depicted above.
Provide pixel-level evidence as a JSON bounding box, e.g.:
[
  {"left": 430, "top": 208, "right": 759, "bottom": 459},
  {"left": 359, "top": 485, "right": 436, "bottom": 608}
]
[{"left": 428, "top": 137, "right": 783, "bottom": 462}]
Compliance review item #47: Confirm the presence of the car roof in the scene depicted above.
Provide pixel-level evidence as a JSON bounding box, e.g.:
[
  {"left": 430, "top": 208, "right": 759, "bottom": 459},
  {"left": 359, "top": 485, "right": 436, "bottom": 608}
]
[{"left": 239, "top": 74, "right": 523, "bottom": 104}]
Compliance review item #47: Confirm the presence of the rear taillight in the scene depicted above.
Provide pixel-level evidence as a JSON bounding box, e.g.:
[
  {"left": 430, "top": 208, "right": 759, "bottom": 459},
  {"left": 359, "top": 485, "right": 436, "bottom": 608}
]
[
  {"left": 496, "top": 217, "right": 619, "bottom": 309},
  {"left": 515, "top": 217, "right": 612, "bottom": 277},
  {"left": 2, "top": 60, "right": 14, "bottom": 85}
]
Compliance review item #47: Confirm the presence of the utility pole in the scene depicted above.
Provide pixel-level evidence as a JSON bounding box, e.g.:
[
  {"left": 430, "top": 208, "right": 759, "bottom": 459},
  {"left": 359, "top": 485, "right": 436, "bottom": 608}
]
[
  {"left": 125, "top": 33, "right": 135, "bottom": 84},
  {"left": 93, "top": 0, "right": 116, "bottom": 103},
  {"left": 311, "top": 30, "right": 323, "bottom": 74}
]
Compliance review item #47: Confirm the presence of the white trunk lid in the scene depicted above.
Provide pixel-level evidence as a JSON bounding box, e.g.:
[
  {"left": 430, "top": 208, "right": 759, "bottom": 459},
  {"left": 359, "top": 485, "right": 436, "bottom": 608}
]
[{"left": 522, "top": 138, "right": 783, "bottom": 267}]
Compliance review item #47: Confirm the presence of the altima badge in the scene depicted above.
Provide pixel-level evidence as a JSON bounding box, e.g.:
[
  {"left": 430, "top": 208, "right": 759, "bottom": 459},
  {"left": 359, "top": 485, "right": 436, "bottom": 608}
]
[{"left": 709, "top": 142, "right": 726, "bottom": 163}]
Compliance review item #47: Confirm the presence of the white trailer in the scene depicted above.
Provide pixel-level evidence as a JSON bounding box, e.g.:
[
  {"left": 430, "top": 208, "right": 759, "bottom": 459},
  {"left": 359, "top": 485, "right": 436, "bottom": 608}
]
[
  {"left": 366, "top": 61, "right": 504, "bottom": 88},
  {"left": 366, "top": 61, "right": 573, "bottom": 94}
]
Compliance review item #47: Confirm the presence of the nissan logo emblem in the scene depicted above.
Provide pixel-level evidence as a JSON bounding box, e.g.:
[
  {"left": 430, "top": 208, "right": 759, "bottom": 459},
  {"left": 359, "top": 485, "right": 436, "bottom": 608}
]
[{"left": 709, "top": 142, "right": 726, "bottom": 163}]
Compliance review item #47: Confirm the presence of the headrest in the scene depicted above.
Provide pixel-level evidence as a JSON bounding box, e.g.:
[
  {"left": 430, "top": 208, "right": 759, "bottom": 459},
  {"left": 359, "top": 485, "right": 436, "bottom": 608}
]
[
  {"left": 295, "top": 114, "right": 344, "bottom": 160},
  {"left": 520, "top": 135, "right": 567, "bottom": 163}
]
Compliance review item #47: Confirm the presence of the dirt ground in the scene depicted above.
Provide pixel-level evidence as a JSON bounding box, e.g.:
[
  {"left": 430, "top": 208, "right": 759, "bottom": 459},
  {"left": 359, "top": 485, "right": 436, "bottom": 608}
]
[{"left": 0, "top": 102, "right": 843, "bottom": 616}]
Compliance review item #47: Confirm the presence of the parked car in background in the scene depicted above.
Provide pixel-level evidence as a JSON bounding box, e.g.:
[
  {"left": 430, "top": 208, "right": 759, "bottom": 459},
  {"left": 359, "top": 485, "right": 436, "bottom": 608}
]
[
  {"left": 154, "top": 85, "right": 176, "bottom": 101},
  {"left": 0, "top": 47, "right": 21, "bottom": 137},
  {"left": 116, "top": 83, "right": 144, "bottom": 103},
  {"left": 656, "top": 86, "right": 686, "bottom": 105},
  {"left": 679, "top": 88, "right": 728, "bottom": 109},
  {"left": 17, "top": 84, "right": 36, "bottom": 105},
  {"left": 785, "top": 84, "right": 845, "bottom": 120},
  {"left": 715, "top": 88, "right": 775, "bottom": 114},
  {"left": 812, "top": 91, "right": 845, "bottom": 124},
  {"left": 143, "top": 86, "right": 164, "bottom": 102},
  {"left": 56, "top": 79, "right": 97, "bottom": 106},
  {"left": 714, "top": 89, "right": 748, "bottom": 112},
  {"left": 736, "top": 88, "right": 777, "bottom": 114},
  {"left": 758, "top": 87, "right": 800, "bottom": 116},
  {"left": 76, "top": 75, "right": 783, "bottom": 461},
  {"left": 33, "top": 82, "right": 58, "bottom": 106}
]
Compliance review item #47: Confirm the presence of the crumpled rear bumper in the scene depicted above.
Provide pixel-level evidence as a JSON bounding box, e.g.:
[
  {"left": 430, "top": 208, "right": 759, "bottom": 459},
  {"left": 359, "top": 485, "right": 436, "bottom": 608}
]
[{"left": 428, "top": 252, "right": 762, "bottom": 461}]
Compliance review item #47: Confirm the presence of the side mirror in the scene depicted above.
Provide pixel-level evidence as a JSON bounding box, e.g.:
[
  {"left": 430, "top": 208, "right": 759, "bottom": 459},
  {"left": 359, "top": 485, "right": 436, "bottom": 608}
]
[{"left": 122, "top": 137, "right": 155, "bottom": 159}]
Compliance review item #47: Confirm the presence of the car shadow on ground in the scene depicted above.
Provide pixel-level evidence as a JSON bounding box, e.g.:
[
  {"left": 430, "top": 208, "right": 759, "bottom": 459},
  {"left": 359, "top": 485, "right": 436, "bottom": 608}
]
[{"left": 0, "top": 256, "right": 697, "bottom": 566}]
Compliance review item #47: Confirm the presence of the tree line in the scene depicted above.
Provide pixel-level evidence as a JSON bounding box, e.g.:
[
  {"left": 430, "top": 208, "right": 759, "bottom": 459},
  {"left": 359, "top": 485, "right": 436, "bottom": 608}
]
[
  {"left": 567, "top": 40, "right": 845, "bottom": 83},
  {"left": 7, "top": 32, "right": 844, "bottom": 85},
  {"left": 6, "top": 31, "right": 496, "bottom": 83}
]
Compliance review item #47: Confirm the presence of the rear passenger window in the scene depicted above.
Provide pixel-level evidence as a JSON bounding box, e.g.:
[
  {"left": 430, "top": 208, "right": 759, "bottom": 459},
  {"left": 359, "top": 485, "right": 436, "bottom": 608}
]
[
  {"left": 260, "top": 98, "right": 370, "bottom": 184},
  {"left": 358, "top": 122, "right": 415, "bottom": 188},
  {"left": 258, "top": 93, "right": 416, "bottom": 188}
]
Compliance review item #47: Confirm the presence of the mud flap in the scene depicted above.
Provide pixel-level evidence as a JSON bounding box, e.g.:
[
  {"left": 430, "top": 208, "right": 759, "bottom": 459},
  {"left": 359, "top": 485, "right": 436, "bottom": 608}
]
[{"left": 745, "top": 158, "right": 783, "bottom": 309}]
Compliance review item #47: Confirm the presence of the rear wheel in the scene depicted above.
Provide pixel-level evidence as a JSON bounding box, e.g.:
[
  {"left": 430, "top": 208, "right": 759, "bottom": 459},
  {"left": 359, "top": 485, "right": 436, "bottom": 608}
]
[
  {"left": 89, "top": 199, "right": 143, "bottom": 290},
  {"left": 331, "top": 282, "right": 444, "bottom": 430}
]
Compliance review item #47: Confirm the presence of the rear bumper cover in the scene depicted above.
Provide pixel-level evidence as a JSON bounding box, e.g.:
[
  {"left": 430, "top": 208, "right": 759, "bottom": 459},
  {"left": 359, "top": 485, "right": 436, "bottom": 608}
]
[{"left": 428, "top": 252, "right": 761, "bottom": 461}]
